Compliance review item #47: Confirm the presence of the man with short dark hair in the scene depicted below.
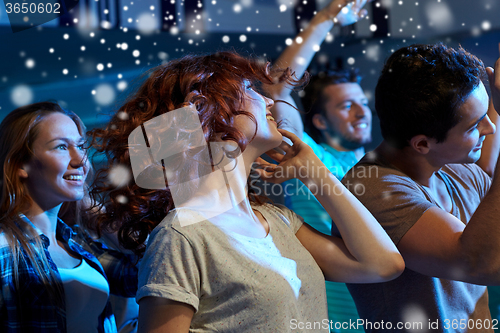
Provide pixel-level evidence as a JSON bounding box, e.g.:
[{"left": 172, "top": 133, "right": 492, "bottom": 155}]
[
  {"left": 302, "top": 69, "right": 371, "bottom": 154},
  {"left": 342, "top": 43, "right": 500, "bottom": 332}
]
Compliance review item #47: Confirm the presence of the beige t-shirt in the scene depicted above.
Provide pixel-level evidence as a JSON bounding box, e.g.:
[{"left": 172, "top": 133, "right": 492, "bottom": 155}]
[
  {"left": 137, "top": 203, "right": 328, "bottom": 332},
  {"left": 342, "top": 159, "right": 492, "bottom": 333}
]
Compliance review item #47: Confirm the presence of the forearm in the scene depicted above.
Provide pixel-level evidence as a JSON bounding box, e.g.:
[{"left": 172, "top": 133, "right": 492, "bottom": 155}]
[
  {"left": 457, "top": 51, "right": 500, "bottom": 283},
  {"left": 300, "top": 158, "right": 403, "bottom": 279},
  {"left": 459, "top": 159, "right": 500, "bottom": 283},
  {"left": 268, "top": 11, "right": 334, "bottom": 100},
  {"left": 267, "top": 11, "right": 334, "bottom": 138}
]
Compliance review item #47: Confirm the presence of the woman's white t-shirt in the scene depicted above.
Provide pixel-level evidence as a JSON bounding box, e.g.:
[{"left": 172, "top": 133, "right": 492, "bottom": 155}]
[{"left": 137, "top": 203, "right": 328, "bottom": 332}]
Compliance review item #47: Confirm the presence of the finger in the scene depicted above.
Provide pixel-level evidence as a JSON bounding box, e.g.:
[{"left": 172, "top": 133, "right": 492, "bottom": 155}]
[
  {"left": 264, "top": 149, "right": 285, "bottom": 163},
  {"left": 278, "top": 140, "right": 292, "bottom": 152},
  {"left": 486, "top": 66, "right": 494, "bottom": 82},
  {"left": 338, "top": 0, "right": 350, "bottom": 7},
  {"left": 491, "top": 59, "right": 500, "bottom": 90},
  {"left": 358, "top": 8, "right": 368, "bottom": 18},
  {"left": 253, "top": 168, "right": 276, "bottom": 182},
  {"left": 277, "top": 129, "right": 301, "bottom": 145},
  {"left": 254, "top": 157, "right": 276, "bottom": 170},
  {"left": 332, "top": 0, "right": 349, "bottom": 12},
  {"left": 487, "top": 63, "right": 500, "bottom": 113},
  {"left": 495, "top": 52, "right": 500, "bottom": 81}
]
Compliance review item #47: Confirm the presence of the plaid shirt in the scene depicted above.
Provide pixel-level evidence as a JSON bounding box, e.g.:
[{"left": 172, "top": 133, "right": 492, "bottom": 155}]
[{"left": 0, "top": 216, "right": 138, "bottom": 332}]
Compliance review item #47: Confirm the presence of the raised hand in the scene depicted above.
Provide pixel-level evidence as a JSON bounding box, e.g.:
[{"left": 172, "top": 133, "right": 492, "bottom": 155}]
[
  {"left": 323, "top": 0, "right": 371, "bottom": 26},
  {"left": 486, "top": 43, "right": 500, "bottom": 114},
  {"left": 254, "top": 129, "right": 327, "bottom": 184}
]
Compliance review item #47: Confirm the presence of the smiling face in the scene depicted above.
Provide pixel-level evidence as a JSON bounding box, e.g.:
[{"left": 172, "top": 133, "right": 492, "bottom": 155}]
[
  {"left": 21, "top": 113, "right": 89, "bottom": 210},
  {"left": 429, "top": 82, "right": 495, "bottom": 165},
  {"left": 233, "top": 81, "right": 282, "bottom": 154},
  {"left": 315, "top": 82, "right": 372, "bottom": 151}
]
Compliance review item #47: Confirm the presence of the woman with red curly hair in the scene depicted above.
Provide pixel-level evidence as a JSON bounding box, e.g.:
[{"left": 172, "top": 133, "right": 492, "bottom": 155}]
[{"left": 89, "top": 51, "right": 403, "bottom": 332}]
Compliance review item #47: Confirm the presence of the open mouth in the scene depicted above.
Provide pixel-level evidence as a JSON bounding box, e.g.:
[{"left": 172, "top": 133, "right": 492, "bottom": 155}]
[
  {"left": 63, "top": 175, "right": 84, "bottom": 181},
  {"left": 266, "top": 114, "right": 275, "bottom": 122},
  {"left": 474, "top": 139, "right": 485, "bottom": 150},
  {"left": 353, "top": 123, "right": 368, "bottom": 129}
]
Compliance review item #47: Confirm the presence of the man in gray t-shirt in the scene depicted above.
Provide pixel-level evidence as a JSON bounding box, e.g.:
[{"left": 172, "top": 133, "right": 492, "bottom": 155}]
[{"left": 341, "top": 43, "right": 500, "bottom": 332}]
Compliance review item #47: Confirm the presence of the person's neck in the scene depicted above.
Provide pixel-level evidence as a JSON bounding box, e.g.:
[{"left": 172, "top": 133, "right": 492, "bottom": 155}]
[
  {"left": 376, "top": 141, "right": 441, "bottom": 188},
  {"left": 24, "top": 203, "right": 62, "bottom": 243},
  {"left": 324, "top": 137, "right": 365, "bottom": 159},
  {"left": 175, "top": 149, "right": 255, "bottom": 219},
  {"left": 210, "top": 197, "right": 268, "bottom": 238}
]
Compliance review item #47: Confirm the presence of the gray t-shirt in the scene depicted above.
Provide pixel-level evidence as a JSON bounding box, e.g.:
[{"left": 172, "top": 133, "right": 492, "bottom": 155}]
[
  {"left": 342, "top": 156, "right": 492, "bottom": 333},
  {"left": 137, "top": 203, "right": 328, "bottom": 332}
]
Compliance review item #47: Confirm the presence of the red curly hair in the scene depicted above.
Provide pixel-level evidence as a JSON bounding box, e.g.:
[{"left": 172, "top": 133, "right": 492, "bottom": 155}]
[{"left": 89, "top": 51, "right": 306, "bottom": 255}]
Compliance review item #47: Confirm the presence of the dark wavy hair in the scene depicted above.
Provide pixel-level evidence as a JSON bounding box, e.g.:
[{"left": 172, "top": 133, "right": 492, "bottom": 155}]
[
  {"left": 302, "top": 68, "right": 362, "bottom": 143},
  {"left": 88, "top": 51, "right": 305, "bottom": 255},
  {"left": 375, "top": 43, "right": 486, "bottom": 149}
]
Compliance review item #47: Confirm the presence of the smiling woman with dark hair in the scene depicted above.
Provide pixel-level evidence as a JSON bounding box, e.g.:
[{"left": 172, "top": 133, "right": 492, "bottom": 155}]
[{"left": 89, "top": 51, "right": 404, "bottom": 333}]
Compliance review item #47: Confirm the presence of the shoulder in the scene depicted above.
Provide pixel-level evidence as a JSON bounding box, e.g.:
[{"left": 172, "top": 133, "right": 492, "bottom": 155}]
[
  {"left": 154, "top": 209, "right": 213, "bottom": 236},
  {"left": 0, "top": 228, "right": 17, "bottom": 251},
  {"left": 442, "top": 163, "right": 491, "bottom": 197},
  {"left": 343, "top": 157, "right": 420, "bottom": 193},
  {"left": 443, "top": 163, "right": 489, "bottom": 180},
  {"left": 255, "top": 203, "right": 304, "bottom": 234},
  {"left": 146, "top": 210, "right": 220, "bottom": 251},
  {"left": 302, "top": 133, "right": 331, "bottom": 161},
  {"left": 0, "top": 232, "right": 16, "bottom": 270},
  {"left": 302, "top": 132, "right": 320, "bottom": 150}
]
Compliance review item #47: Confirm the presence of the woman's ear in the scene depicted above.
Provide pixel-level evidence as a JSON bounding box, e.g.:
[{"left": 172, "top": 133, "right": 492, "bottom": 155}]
[{"left": 18, "top": 165, "right": 28, "bottom": 179}]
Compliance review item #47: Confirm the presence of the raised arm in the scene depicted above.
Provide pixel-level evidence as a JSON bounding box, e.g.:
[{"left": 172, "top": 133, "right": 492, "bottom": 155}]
[
  {"left": 475, "top": 101, "right": 499, "bottom": 176},
  {"left": 256, "top": 129, "right": 404, "bottom": 283},
  {"left": 265, "top": 0, "right": 370, "bottom": 138},
  {"left": 397, "top": 49, "right": 500, "bottom": 285},
  {"left": 477, "top": 45, "right": 500, "bottom": 176}
]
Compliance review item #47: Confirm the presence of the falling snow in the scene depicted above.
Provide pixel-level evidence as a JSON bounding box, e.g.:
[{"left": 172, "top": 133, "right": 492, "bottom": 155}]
[
  {"left": 25, "top": 59, "right": 35, "bottom": 69},
  {"left": 401, "top": 305, "right": 427, "bottom": 333},
  {"left": 116, "top": 195, "right": 128, "bottom": 204},
  {"left": 425, "top": 2, "right": 454, "bottom": 31},
  {"left": 93, "top": 84, "right": 116, "bottom": 106},
  {"left": 137, "top": 12, "right": 157, "bottom": 35},
  {"left": 108, "top": 164, "right": 131, "bottom": 188},
  {"left": 1, "top": 0, "right": 499, "bottom": 190},
  {"left": 11, "top": 85, "right": 34, "bottom": 107}
]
